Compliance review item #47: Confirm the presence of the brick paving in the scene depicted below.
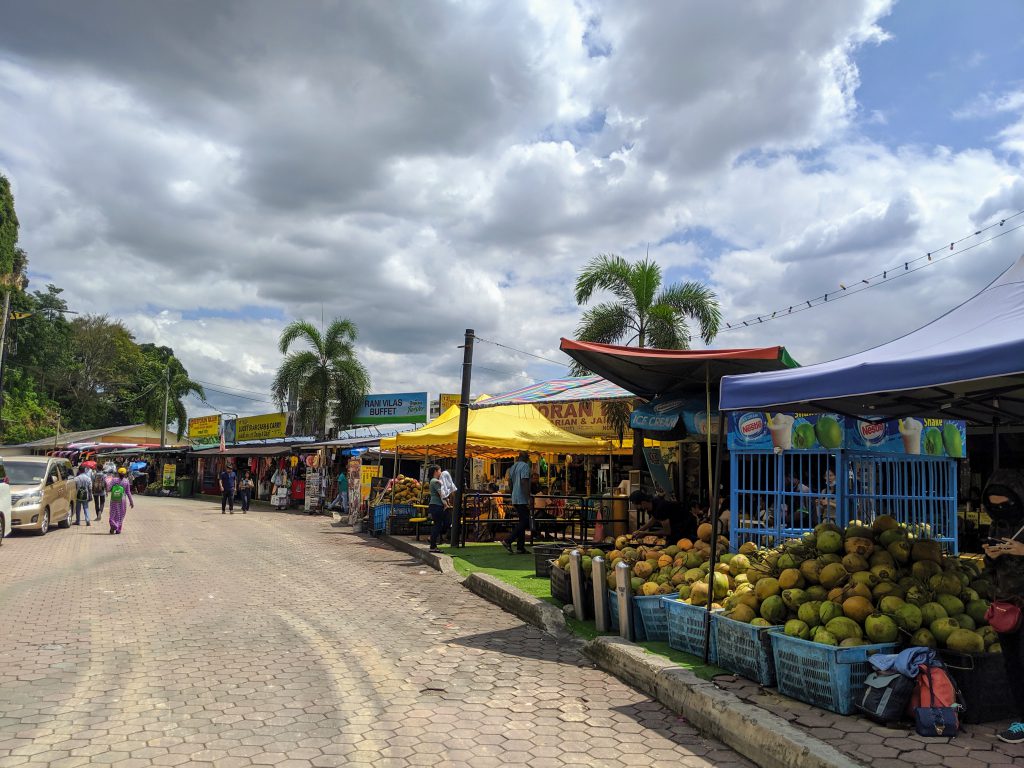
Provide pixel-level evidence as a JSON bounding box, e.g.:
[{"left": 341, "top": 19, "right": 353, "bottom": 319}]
[{"left": 0, "top": 497, "right": 752, "bottom": 768}]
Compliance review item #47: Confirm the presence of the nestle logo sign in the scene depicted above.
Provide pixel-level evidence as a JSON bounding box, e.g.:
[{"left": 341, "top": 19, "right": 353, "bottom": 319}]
[
  {"left": 737, "top": 413, "right": 765, "bottom": 440},
  {"left": 858, "top": 421, "right": 886, "bottom": 444}
]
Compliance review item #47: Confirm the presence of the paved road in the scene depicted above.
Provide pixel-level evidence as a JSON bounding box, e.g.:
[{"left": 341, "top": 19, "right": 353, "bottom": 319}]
[{"left": 0, "top": 496, "right": 753, "bottom": 768}]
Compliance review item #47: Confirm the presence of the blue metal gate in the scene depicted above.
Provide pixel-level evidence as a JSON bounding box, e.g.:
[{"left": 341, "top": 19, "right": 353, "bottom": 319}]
[{"left": 730, "top": 449, "right": 957, "bottom": 554}]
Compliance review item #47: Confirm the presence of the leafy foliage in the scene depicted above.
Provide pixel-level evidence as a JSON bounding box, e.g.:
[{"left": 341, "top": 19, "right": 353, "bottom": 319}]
[{"left": 272, "top": 319, "right": 371, "bottom": 438}]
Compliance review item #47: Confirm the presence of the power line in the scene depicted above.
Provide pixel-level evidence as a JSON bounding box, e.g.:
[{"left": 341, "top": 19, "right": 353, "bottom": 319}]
[
  {"left": 474, "top": 336, "right": 570, "bottom": 368},
  {"left": 198, "top": 383, "right": 277, "bottom": 405},
  {"left": 193, "top": 378, "right": 271, "bottom": 398},
  {"left": 722, "top": 210, "right": 1024, "bottom": 331}
]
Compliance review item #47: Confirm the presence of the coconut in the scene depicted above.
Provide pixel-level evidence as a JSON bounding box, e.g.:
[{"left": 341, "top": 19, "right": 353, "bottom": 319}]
[
  {"left": 697, "top": 523, "right": 713, "bottom": 543},
  {"left": 750, "top": 618, "right": 772, "bottom": 627},
  {"left": 936, "top": 594, "right": 965, "bottom": 617},
  {"left": 872, "top": 581, "right": 903, "bottom": 601},
  {"left": 819, "top": 600, "right": 844, "bottom": 624},
  {"left": 728, "top": 554, "right": 751, "bottom": 576},
  {"left": 784, "top": 619, "right": 811, "bottom": 640},
  {"left": 912, "top": 560, "right": 943, "bottom": 582},
  {"left": 689, "top": 581, "right": 709, "bottom": 606},
  {"left": 879, "top": 596, "right": 906, "bottom": 614},
  {"left": 840, "top": 638, "right": 870, "bottom": 647},
  {"left": 777, "top": 553, "right": 799, "bottom": 571},
  {"left": 930, "top": 618, "right": 961, "bottom": 645},
  {"left": 849, "top": 571, "right": 879, "bottom": 589},
  {"left": 844, "top": 537, "right": 875, "bottom": 558},
  {"left": 677, "top": 585, "right": 691, "bottom": 600},
  {"left": 819, "top": 563, "right": 849, "bottom": 589},
  {"left": 817, "top": 553, "right": 843, "bottom": 566},
  {"left": 778, "top": 569, "right": 805, "bottom": 590},
  {"left": 842, "top": 596, "right": 875, "bottom": 624},
  {"left": 843, "top": 582, "right": 874, "bottom": 602},
  {"left": 865, "top": 613, "right": 899, "bottom": 643},
  {"left": 805, "top": 585, "right": 828, "bottom": 602},
  {"left": 798, "top": 601, "right": 822, "bottom": 628},
  {"left": 872, "top": 514, "right": 900, "bottom": 533},
  {"left": 799, "top": 559, "right": 822, "bottom": 585},
  {"left": 825, "top": 616, "right": 863, "bottom": 642},
  {"left": 966, "top": 599, "right": 990, "bottom": 625},
  {"left": 842, "top": 553, "right": 870, "bottom": 573},
  {"left": 755, "top": 577, "right": 781, "bottom": 601},
  {"left": 953, "top": 613, "right": 976, "bottom": 631},
  {"left": 782, "top": 588, "right": 809, "bottom": 610},
  {"left": 760, "top": 595, "right": 787, "bottom": 624},
  {"left": 887, "top": 540, "right": 912, "bottom": 564},
  {"left": 905, "top": 586, "right": 928, "bottom": 606},
  {"left": 725, "top": 604, "right": 756, "bottom": 623},
  {"left": 912, "top": 628, "right": 937, "bottom": 649},
  {"left": 930, "top": 573, "right": 962, "bottom": 597},
  {"left": 738, "top": 541, "right": 757, "bottom": 556},
  {"left": 870, "top": 563, "right": 897, "bottom": 582},
  {"left": 978, "top": 625, "right": 998, "bottom": 647},
  {"left": 912, "top": 540, "right": 943, "bottom": 564},
  {"left": 869, "top": 550, "right": 896, "bottom": 569},
  {"left": 812, "top": 627, "right": 838, "bottom": 645},
  {"left": 879, "top": 528, "right": 908, "bottom": 548},
  {"left": 894, "top": 603, "right": 924, "bottom": 632},
  {"left": 816, "top": 530, "right": 843, "bottom": 554},
  {"left": 920, "top": 602, "right": 948, "bottom": 626}
]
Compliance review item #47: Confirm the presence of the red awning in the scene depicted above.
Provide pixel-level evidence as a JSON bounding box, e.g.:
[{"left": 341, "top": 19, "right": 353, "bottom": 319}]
[{"left": 559, "top": 338, "right": 799, "bottom": 400}]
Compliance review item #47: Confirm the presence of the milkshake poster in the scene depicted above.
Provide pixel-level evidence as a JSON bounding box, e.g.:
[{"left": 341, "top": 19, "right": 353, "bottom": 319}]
[
  {"left": 727, "top": 412, "right": 966, "bottom": 457},
  {"left": 727, "top": 412, "right": 845, "bottom": 452}
]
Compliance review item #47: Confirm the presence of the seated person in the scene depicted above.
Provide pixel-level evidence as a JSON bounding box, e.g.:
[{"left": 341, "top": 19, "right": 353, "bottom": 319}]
[{"left": 630, "top": 490, "right": 697, "bottom": 543}]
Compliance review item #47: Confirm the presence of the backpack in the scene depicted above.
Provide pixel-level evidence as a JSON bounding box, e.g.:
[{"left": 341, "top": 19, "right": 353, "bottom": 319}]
[
  {"left": 907, "top": 664, "right": 962, "bottom": 736},
  {"left": 857, "top": 671, "right": 916, "bottom": 724},
  {"left": 110, "top": 482, "right": 125, "bottom": 502},
  {"left": 76, "top": 483, "right": 88, "bottom": 502}
]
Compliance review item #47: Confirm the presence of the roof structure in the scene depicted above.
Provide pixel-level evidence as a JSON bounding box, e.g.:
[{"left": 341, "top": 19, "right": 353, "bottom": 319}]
[
  {"left": 559, "top": 339, "right": 798, "bottom": 400},
  {"left": 470, "top": 375, "right": 632, "bottom": 409},
  {"left": 9, "top": 423, "right": 186, "bottom": 450},
  {"left": 718, "top": 255, "right": 1024, "bottom": 425}
]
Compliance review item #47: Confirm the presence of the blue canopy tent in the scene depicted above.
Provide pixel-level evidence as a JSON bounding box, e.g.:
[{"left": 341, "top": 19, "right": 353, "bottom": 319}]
[{"left": 719, "top": 255, "right": 1024, "bottom": 426}]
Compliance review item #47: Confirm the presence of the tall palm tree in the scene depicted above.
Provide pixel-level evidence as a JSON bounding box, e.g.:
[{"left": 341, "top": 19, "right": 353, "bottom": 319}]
[
  {"left": 272, "top": 319, "right": 370, "bottom": 438},
  {"left": 137, "top": 346, "right": 207, "bottom": 439},
  {"left": 573, "top": 253, "right": 722, "bottom": 465}
]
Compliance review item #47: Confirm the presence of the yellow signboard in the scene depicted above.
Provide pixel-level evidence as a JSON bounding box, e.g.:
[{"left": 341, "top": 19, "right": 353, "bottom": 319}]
[
  {"left": 188, "top": 414, "right": 221, "bottom": 440},
  {"left": 535, "top": 400, "right": 620, "bottom": 438},
  {"left": 361, "top": 464, "right": 382, "bottom": 500},
  {"left": 162, "top": 463, "right": 177, "bottom": 488},
  {"left": 439, "top": 393, "right": 461, "bottom": 413},
  {"left": 235, "top": 413, "right": 288, "bottom": 441}
]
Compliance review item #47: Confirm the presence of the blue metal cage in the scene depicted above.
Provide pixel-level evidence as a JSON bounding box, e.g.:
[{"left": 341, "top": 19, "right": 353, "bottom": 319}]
[{"left": 729, "top": 449, "right": 958, "bottom": 554}]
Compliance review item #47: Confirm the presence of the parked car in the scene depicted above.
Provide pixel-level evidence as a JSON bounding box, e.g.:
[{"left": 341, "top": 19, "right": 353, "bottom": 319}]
[
  {"left": 6, "top": 456, "right": 74, "bottom": 535},
  {"left": 0, "top": 462, "right": 10, "bottom": 544}
]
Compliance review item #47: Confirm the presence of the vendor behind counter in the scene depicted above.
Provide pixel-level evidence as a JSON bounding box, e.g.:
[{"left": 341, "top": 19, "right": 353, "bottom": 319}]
[{"left": 629, "top": 489, "right": 699, "bottom": 543}]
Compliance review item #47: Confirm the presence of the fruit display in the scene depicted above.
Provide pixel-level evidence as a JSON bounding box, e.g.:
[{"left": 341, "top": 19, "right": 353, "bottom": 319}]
[
  {"left": 373, "top": 475, "right": 424, "bottom": 505},
  {"left": 703, "top": 516, "right": 996, "bottom": 653},
  {"left": 549, "top": 524, "right": 728, "bottom": 598}
]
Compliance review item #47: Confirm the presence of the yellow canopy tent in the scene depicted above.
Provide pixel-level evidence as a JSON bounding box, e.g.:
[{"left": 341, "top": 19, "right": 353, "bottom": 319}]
[{"left": 379, "top": 400, "right": 611, "bottom": 459}]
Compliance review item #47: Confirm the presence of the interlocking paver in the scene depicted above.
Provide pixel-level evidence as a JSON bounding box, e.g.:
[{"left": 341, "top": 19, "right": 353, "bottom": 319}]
[{"left": 0, "top": 497, "right": 751, "bottom": 766}]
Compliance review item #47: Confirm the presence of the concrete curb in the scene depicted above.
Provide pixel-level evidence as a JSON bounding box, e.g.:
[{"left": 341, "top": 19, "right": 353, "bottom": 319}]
[
  {"left": 584, "top": 637, "right": 864, "bottom": 768},
  {"left": 462, "top": 572, "right": 578, "bottom": 645},
  {"left": 380, "top": 534, "right": 460, "bottom": 577}
]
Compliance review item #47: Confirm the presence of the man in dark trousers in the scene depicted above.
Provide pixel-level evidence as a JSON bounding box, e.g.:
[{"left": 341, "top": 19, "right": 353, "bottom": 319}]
[
  {"left": 219, "top": 462, "right": 237, "bottom": 514},
  {"left": 502, "top": 450, "right": 533, "bottom": 554},
  {"left": 629, "top": 489, "right": 697, "bottom": 543}
]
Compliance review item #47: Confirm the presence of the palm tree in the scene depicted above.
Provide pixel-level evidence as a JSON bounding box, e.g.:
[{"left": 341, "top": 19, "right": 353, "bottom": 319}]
[
  {"left": 573, "top": 253, "right": 722, "bottom": 465},
  {"left": 272, "top": 319, "right": 370, "bottom": 438},
  {"left": 137, "top": 346, "right": 207, "bottom": 439}
]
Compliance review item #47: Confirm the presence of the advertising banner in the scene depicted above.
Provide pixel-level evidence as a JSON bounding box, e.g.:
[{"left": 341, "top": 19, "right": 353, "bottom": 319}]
[
  {"left": 353, "top": 392, "right": 428, "bottom": 425},
  {"left": 439, "top": 393, "right": 461, "bottom": 413},
  {"left": 361, "top": 464, "right": 382, "bottom": 501},
  {"left": 535, "top": 400, "right": 619, "bottom": 437},
  {"left": 642, "top": 447, "right": 674, "bottom": 496},
  {"left": 162, "top": 463, "right": 177, "bottom": 488},
  {"left": 728, "top": 411, "right": 966, "bottom": 457},
  {"left": 235, "top": 413, "right": 288, "bottom": 441},
  {"left": 188, "top": 414, "right": 221, "bottom": 441},
  {"left": 631, "top": 397, "right": 718, "bottom": 437}
]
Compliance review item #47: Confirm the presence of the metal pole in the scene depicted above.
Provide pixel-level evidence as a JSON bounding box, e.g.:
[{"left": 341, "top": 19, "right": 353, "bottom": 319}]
[
  {"left": 993, "top": 418, "right": 1001, "bottom": 472},
  {"left": 160, "top": 365, "right": 170, "bottom": 449},
  {"left": 0, "top": 286, "right": 12, "bottom": 426},
  {"left": 450, "top": 329, "right": 474, "bottom": 546},
  {"left": 615, "top": 561, "right": 634, "bottom": 640},
  {"left": 705, "top": 364, "right": 713, "bottom": 508},
  {"left": 593, "top": 555, "right": 608, "bottom": 632},
  {"left": 569, "top": 549, "right": 586, "bottom": 621},
  {"left": 703, "top": 411, "right": 728, "bottom": 664}
]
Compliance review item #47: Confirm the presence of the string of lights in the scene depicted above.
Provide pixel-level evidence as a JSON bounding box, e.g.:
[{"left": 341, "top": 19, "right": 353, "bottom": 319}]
[{"left": 721, "top": 209, "right": 1024, "bottom": 332}]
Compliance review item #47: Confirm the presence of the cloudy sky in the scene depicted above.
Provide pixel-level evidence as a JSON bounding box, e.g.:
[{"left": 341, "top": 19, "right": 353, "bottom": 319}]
[{"left": 2, "top": 0, "right": 1024, "bottom": 419}]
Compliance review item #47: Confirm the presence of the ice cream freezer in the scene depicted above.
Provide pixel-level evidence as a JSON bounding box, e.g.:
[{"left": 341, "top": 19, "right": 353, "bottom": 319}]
[{"left": 726, "top": 411, "right": 964, "bottom": 554}]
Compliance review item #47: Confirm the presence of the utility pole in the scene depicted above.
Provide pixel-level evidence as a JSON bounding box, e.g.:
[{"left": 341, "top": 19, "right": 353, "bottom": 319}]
[
  {"left": 160, "top": 365, "right": 170, "bottom": 448},
  {"left": 450, "top": 328, "right": 475, "bottom": 547}
]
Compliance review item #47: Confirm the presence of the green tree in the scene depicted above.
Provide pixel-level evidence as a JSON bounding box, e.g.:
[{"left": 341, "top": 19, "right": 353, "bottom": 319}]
[
  {"left": 135, "top": 343, "right": 207, "bottom": 439},
  {"left": 272, "top": 319, "right": 370, "bottom": 438},
  {"left": 573, "top": 253, "right": 722, "bottom": 465},
  {"left": 0, "top": 175, "right": 19, "bottom": 277}
]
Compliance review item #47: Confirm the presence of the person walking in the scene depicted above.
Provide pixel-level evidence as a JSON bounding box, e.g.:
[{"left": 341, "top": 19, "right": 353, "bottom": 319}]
[
  {"left": 92, "top": 469, "right": 107, "bottom": 521},
  {"left": 106, "top": 467, "right": 134, "bottom": 534},
  {"left": 328, "top": 466, "right": 349, "bottom": 514},
  {"left": 238, "top": 470, "right": 254, "bottom": 513},
  {"left": 501, "top": 450, "right": 532, "bottom": 554},
  {"left": 72, "top": 467, "right": 92, "bottom": 526},
  {"left": 219, "top": 462, "right": 237, "bottom": 514},
  {"left": 426, "top": 465, "right": 448, "bottom": 553}
]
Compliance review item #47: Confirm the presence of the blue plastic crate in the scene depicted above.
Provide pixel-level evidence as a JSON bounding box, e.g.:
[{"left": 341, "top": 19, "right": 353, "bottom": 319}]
[
  {"left": 662, "top": 598, "right": 717, "bottom": 662},
  {"left": 371, "top": 504, "right": 415, "bottom": 534},
  {"left": 635, "top": 595, "right": 669, "bottom": 642},
  {"left": 771, "top": 633, "right": 898, "bottom": 715},
  {"left": 712, "top": 615, "right": 778, "bottom": 686},
  {"left": 607, "top": 592, "right": 647, "bottom": 641}
]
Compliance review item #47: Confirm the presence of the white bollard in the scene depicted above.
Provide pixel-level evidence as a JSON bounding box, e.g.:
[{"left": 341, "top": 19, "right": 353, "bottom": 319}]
[{"left": 593, "top": 555, "right": 608, "bottom": 632}]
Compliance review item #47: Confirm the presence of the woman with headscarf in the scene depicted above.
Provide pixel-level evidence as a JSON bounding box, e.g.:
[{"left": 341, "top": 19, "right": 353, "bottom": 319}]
[{"left": 106, "top": 467, "right": 135, "bottom": 535}]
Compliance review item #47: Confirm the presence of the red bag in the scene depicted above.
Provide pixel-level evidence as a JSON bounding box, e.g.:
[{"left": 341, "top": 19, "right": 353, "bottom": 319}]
[
  {"left": 985, "top": 601, "right": 1022, "bottom": 633},
  {"left": 906, "top": 664, "right": 960, "bottom": 716}
]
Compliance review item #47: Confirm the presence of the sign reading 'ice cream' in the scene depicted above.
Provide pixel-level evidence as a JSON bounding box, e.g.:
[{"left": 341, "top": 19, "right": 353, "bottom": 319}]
[{"left": 727, "top": 412, "right": 966, "bottom": 458}]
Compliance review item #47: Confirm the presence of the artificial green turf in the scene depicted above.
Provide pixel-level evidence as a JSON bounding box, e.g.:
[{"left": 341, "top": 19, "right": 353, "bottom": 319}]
[{"left": 446, "top": 542, "right": 724, "bottom": 680}]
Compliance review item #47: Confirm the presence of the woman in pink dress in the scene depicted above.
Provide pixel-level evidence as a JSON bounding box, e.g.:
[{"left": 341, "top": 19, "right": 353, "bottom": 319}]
[{"left": 106, "top": 467, "right": 135, "bottom": 534}]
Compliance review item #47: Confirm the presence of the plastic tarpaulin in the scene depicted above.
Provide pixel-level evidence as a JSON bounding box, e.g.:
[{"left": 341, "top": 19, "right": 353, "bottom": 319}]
[
  {"left": 379, "top": 402, "right": 612, "bottom": 458},
  {"left": 559, "top": 339, "right": 798, "bottom": 399},
  {"left": 471, "top": 375, "right": 633, "bottom": 409},
  {"left": 719, "top": 255, "right": 1024, "bottom": 424}
]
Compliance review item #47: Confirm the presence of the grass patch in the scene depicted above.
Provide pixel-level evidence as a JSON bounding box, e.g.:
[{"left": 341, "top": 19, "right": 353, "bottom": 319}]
[{"left": 447, "top": 542, "right": 724, "bottom": 679}]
